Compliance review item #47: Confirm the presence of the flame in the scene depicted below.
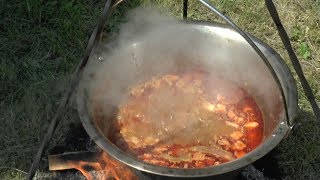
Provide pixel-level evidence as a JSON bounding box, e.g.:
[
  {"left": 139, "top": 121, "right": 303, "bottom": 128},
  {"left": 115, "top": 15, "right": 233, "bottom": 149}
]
[{"left": 68, "top": 152, "right": 137, "bottom": 180}]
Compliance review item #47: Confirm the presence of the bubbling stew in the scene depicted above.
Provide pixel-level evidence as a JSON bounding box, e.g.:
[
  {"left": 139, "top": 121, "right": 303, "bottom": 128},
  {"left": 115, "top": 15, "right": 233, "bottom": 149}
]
[{"left": 109, "top": 70, "right": 263, "bottom": 168}]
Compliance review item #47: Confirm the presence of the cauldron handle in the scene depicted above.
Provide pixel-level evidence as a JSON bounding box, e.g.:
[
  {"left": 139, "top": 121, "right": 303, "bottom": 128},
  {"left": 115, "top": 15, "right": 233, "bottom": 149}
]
[
  {"left": 188, "top": 0, "right": 320, "bottom": 125},
  {"left": 191, "top": 0, "right": 292, "bottom": 127}
]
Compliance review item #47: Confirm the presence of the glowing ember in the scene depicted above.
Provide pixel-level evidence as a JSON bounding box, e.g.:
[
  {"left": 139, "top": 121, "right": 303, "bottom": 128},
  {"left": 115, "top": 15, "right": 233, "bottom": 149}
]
[
  {"left": 109, "top": 70, "right": 264, "bottom": 168},
  {"left": 66, "top": 152, "right": 137, "bottom": 180}
]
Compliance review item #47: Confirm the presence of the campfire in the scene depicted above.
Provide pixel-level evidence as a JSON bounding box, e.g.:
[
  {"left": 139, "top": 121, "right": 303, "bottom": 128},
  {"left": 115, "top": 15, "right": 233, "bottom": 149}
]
[{"left": 48, "top": 151, "right": 137, "bottom": 180}]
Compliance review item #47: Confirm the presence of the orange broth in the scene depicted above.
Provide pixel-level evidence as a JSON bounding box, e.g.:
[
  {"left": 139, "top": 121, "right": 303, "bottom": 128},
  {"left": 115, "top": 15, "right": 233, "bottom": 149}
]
[{"left": 108, "top": 70, "right": 263, "bottom": 168}]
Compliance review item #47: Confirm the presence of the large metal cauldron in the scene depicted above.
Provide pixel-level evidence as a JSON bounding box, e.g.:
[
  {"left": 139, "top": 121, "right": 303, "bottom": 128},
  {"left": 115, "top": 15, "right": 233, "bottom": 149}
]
[{"left": 77, "top": 22, "right": 298, "bottom": 178}]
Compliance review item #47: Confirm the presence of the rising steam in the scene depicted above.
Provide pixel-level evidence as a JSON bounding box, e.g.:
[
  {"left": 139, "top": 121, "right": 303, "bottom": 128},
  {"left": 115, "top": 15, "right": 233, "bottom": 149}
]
[{"left": 80, "top": 6, "right": 284, "bottom": 140}]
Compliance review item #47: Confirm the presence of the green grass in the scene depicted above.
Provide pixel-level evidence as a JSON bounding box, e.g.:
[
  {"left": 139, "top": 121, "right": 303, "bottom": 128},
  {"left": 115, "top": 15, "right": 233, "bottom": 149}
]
[
  {"left": 0, "top": 0, "right": 105, "bottom": 178},
  {"left": 1, "top": 0, "right": 319, "bottom": 179}
]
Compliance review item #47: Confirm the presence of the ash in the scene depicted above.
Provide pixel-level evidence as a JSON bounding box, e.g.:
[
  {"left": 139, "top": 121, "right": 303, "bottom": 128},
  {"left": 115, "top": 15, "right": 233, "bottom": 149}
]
[
  {"left": 34, "top": 171, "right": 86, "bottom": 180},
  {"left": 241, "top": 165, "right": 269, "bottom": 180}
]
